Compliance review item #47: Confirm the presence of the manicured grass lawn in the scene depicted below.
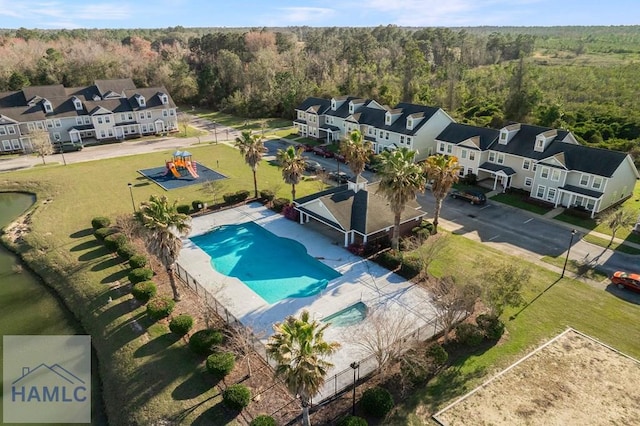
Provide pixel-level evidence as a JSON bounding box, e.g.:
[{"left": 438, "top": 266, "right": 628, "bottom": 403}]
[
  {"left": 265, "top": 128, "right": 298, "bottom": 139},
  {"left": 540, "top": 255, "right": 610, "bottom": 281},
  {"left": 191, "top": 108, "right": 291, "bottom": 131},
  {"left": 582, "top": 234, "right": 640, "bottom": 255},
  {"left": 175, "top": 125, "right": 207, "bottom": 138},
  {"left": 490, "top": 192, "right": 553, "bottom": 215},
  {"left": 0, "top": 143, "right": 325, "bottom": 425},
  {"left": 395, "top": 233, "right": 640, "bottom": 422}
]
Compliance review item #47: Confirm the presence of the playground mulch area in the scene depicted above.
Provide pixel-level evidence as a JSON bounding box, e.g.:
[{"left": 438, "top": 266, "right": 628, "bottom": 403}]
[{"left": 138, "top": 165, "right": 227, "bottom": 190}]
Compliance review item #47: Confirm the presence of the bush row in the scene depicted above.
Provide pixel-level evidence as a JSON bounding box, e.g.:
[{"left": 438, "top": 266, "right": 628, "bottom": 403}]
[
  {"left": 455, "top": 314, "right": 505, "bottom": 346},
  {"left": 223, "top": 190, "right": 251, "bottom": 205}
]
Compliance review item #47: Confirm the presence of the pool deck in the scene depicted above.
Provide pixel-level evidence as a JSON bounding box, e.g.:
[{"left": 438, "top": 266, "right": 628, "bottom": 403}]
[{"left": 178, "top": 203, "right": 440, "bottom": 398}]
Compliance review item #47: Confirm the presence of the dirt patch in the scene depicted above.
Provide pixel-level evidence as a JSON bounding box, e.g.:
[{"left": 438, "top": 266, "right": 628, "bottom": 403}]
[{"left": 434, "top": 329, "right": 640, "bottom": 425}]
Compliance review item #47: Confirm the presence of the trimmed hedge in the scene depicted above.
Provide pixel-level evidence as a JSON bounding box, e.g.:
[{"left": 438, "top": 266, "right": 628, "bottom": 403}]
[
  {"left": 223, "top": 190, "right": 251, "bottom": 205},
  {"left": 128, "top": 267, "right": 154, "bottom": 284},
  {"left": 169, "top": 314, "right": 194, "bottom": 336},
  {"left": 146, "top": 296, "right": 175, "bottom": 320},
  {"left": 361, "top": 387, "right": 394, "bottom": 418},
  {"left": 476, "top": 314, "right": 505, "bottom": 341},
  {"left": 398, "top": 256, "right": 421, "bottom": 279},
  {"left": 455, "top": 323, "right": 484, "bottom": 346},
  {"left": 191, "top": 200, "right": 204, "bottom": 210},
  {"left": 94, "top": 227, "right": 119, "bottom": 242},
  {"left": 128, "top": 254, "right": 148, "bottom": 269},
  {"left": 206, "top": 352, "right": 235, "bottom": 379},
  {"left": 176, "top": 204, "right": 191, "bottom": 214},
  {"left": 222, "top": 384, "right": 251, "bottom": 411},
  {"left": 259, "top": 190, "right": 275, "bottom": 203},
  {"left": 116, "top": 244, "right": 137, "bottom": 260},
  {"left": 250, "top": 415, "right": 277, "bottom": 426},
  {"left": 91, "top": 216, "right": 111, "bottom": 230},
  {"left": 374, "top": 250, "right": 401, "bottom": 271},
  {"left": 337, "top": 415, "right": 368, "bottom": 426},
  {"left": 189, "top": 329, "right": 224, "bottom": 355},
  {"left": 272, "top": 198, "right": 290, "bottom": 213},
  {"left": 104, "top": 233, "right": 128, "bottom": 252},
  {"left": 131, "top": 281, "right": 157, "bottom": 303}
]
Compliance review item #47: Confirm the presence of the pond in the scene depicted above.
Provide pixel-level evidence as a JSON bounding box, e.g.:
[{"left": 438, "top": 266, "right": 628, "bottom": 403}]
[{"left": 0, "top": 192, "right": 107, "bottom": 425}]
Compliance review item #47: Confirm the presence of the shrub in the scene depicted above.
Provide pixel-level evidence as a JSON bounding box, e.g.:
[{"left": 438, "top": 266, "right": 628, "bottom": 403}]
[
  {"left": 425, "top": 343, "right": 448, "bottom": 366},
  {"left": 476, "top": 314, "right": 505, "bottom": 340},
  {"left": 104, "top": 233, "right": 128, "bottom": 252},
  {"left": 176, "top": 204, "right": 191, "bottom": 214},
  {"left": 272, "top": 198, "right": 290, "bottom": 213},
  {"left": 131, "top": 281, "right": 157, "bottom": 303},
  {"left": 146, "top": 296, "right": 175, "bottom": 320},
  {"left": 192, "top": 200, "right": 204, "bottom": 211},
  {"left": 361, "top": 387, "right": 394, "bottom": 418},
  {"left": 337, "top": 415, "right": 368, "bottom": 426},
  {"left": 455, "top": 323, "right": 484, "bottom": 347},
  {"left": 398, "top": 255, "right": 421, "bottom": 279},
  {"left": 206, "top": 352, "right": 235, "bottom": 379},
  {"left": 223, "top": 190, "right": 251, "bottom": 205},
  {"left": 91, "top": 216, "right": 111, "bottom": 230},
  {"left": 235, "top": 189, "right": 250, "bottom": 201},
  {"left": 222, "top": 384, "right": 251, "bottom": 411},
  {"left": 347, "top": 242, "right": 365, "bottom": 256},
  {"left": 128, "top": 267, "right": 154, "bottom": 284},
  {"left": 189, "top": 329, "right": 224, "bottom": 355},
  {"left": 462, "top": 172, "right": 478, "bottom": 186},
  {"left": 250, "top": 415, "right": 277, "bottom": 426},
  {"left": 128, "top": 254, "right": 148, "bottom": 269},
  {"left": 169, "top": 314, "right": 194, "bottom": 336},
  {"left": 374, "top": 250, "right": 401, "bottom": 271},
  {"left": 94, "top": 227, "right": 118, "bottom": 242},
  {"left": 116, "top": 244, "right": 137, "bottom": 260},
  {"left": 363, "top": 236, "right": 391, "bottom": 257},
  {"left": 259, "top": 190, "right": 275, "bottom": 203}
]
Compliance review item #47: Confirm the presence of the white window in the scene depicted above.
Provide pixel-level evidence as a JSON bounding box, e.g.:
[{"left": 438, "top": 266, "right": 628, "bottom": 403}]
[
  {"left": 36, "top": 122, "right": 45, "bottom": 130},
  {"left": 497, "top": 153, "right": 505, "bottom": 164},
  {"left": 100, "top": 130, "right": 106, "bottom": 138},
  {"left": 11, "top": 139, "right": 20, "bottom": 149},
  {"left": 524, "top": 177, "right": 533, "bottom": 187},
  {"left": 54, "top": 119, "right": 61, "bottom": 128},
  {"left": 536, "top": 185, "right": 546, "bottom": 198},
  {"left": 407, "top": 137, "right": 412, "bottom": 145},
  {"left": 97, "top": 117, "right": 103, "bottom": 124},
  {"left": 500, "top": 132, "right": 507, "bottom": 141},
  {"left": 128, "top": 113, "right": 134, "bottom": 120},
  {"left": 43, "top": 101, "right": 53, "bottom": 113},
  {"left": 489, "top": 152, "right": 496, "bottom": 163},
  {"left": 379, "top": 130, "right": 383, "bottom": 137},
  {"left": 163, "top": 110, "right": 168, "bottom": 117},
  {"left": 533, "top": 163, "right": 537, "bottom": 172},
  {"left": 169, "top": 110, "right": 175, "bottom": 116},
  {"left": 446, "top": 144, "right": 453, "bottom": 154},
  {"left": 46, "top": 120, "right": 53, "bottom": 128},
  {"left": 461, "top": 149, "right": 467, "bottom": 159},
  {"left": 469, "top": 151, "right": 475, "bottom": 161},
  {"left": 108, "top": 129, "right": 113, "bottom": 137},
  {"left": 53, "top": 132, "right": 60, "bottom": 141},
  {"left": 27, "top": 123, "right": 34, "bottom": 131},
  {"left": 523, "top": 159, "right": 531, "bottom": 170},
  {"left": 385, "top": 115, "right": 391, "bottom": 124},
  {"left": 368, "top": 127, "right": 373, "bottom": 135},
  {"left": 105, "top": 116, "right": 111, "bottom": 123},
  {"left": 298, "top": 111, "right": 303, "bottom": 119},
  {"left": 546, "top": 188, "right": 557, "bottom": 202},
  {"left": 139, "top": 112, "right": 145, "bottom": 120},
  {"left": 458, "top": 168, "right": 465, "bottom": 177},
  {"left": 76, "top": 117, "right": 83, "bottom": 125},
  {"left": 0, "top": 127, "right": 5, "bottom": 135},
  {"left": 84, "top": 117, "right": 90, "bottom": 124},
  {"left": 73, "top": 99, "right": 82, "bottom": 110},
  {"left": 438, "top": 142, "right": 445, "bottom": 152},
  {"left": 592, "top": 177, "right": 603, "bottom": 190},
  {"left": 7, "top": 126, "right": 16, "bottom": 134},
  {"left": 385, "top": 132, "right": 389, "bottom": 140},
  {"left": 400, "top": 135, "right": 405, "bottom": 144},
  {"left": 586, "top": 199, "right": 595, "bottom": 210},
  {"left": 541, "top": 167, "right": 550, "bottom": 179},
  {"left": 551, "top": 169, "right": 561, "bottom": 181},
  {"left": 2, "top": 140, "right": 10, "bottom": 150},
  {"left": 536, "top": 139, "right": 544, "bottom": 149},
  {"left": 580, "top": 174, "right": 589, "bottom": 186}
]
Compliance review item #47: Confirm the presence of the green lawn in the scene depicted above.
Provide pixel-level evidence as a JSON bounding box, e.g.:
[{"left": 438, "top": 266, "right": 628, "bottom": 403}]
[
  {"left": 540, "top": 255, "right": 610, "bottom": 281},
  {"left": 190, "top": 108, "right": 291, "bottom": 131},
  {"left": 0, "top": 143, "right": 325, "bottom": 425},
  {"left": 490, "top": 192, "right": 553, "bottom": 215},
  {"left": 175, "top": 125, "right": 207, "bottom": 139},
  {"left": 393, "top": 233, "right": 640, "bottom": 422}
]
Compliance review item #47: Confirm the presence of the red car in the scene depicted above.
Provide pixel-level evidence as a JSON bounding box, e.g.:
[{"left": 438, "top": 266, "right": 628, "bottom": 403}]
[{"left": 611, "top": 271, "right": 640, "bottom": 292}]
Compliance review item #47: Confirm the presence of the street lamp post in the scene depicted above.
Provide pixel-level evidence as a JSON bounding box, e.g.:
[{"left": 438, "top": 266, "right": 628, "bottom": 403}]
[
  {"left": 350, "top": 362, "right": 360, "bottom": 415},
  {"left": 213, "top": 122, "right": 218, "bottom": 144},
  {"left": 127, "top": 183, "right": 136, "bottom": 213},
  {"left": 561, "top": 229, "right": 577, "bottom": 278}
]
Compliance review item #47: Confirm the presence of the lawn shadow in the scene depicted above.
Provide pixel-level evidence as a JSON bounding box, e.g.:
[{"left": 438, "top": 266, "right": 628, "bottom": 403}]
[
  {"left": 101, "top": 268, "right": 130, "bottom": 284},
  {"left": 191, "top": 401, "right": 239, "bottom": 426},
  {"left": 91, "top": 255, "right": 126, "bottom": 272},
  {"left": 510, "top": 277, "right": 562, "bottom": 320},
  {"left": 604, "top": 283, "right": 640, "bottom": 305},
  {"left": 134, "top": 332, "right": 181, "bottom": 358},
  {"left": 78, "top": 246, "right": 110, "bottom": 262},
  {"left": 70, "top": 239, "right": 101, "bottom": 252},
  {"left": 172, "top": 370, "right": 217, "bottom": 401},
  {"left": 70, "top": 228, "right": 94, "bottom": 239},
  {"left": 423, "top": 364, "right": 487, "bottom": 413}
]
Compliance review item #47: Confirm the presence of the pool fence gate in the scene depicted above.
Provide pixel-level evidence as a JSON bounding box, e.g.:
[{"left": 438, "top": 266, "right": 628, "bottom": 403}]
[{"left": 176, "top": 262, "right": 445, "bottom": 404}]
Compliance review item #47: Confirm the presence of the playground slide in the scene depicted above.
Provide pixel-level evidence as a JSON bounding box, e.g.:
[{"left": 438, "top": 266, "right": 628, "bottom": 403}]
[
  {"left": 185, "top": 163, "right": 199, "bottom": 178},
  {"left": 169, "top": 163, "right": 181, "bottom": 178}
]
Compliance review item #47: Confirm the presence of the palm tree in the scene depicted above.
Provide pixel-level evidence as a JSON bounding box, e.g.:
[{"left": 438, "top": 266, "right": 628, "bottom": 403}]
[
  {"left": 376, "top": 147, "right": 426, "bottom": 250},
  {"left": 423, "top": 154, "right": 461, "bottom": 234},
  {"left": 340, "top": 129, "right": 372, "bottom": 178},
  {"left": 137, "top": 195, "right": 192, "bottom": 301},
  {"left": 277, "top": 145, "right": 306, "bottom": 200},
  {"left": 600, "top": 208, "right": 636, "bottom": 246},
  {"left": 235, "top": 130, "right": 265, "bottom": 198},
  {"left": 266, "top": 310, "right": 340, "bottom": 426}
]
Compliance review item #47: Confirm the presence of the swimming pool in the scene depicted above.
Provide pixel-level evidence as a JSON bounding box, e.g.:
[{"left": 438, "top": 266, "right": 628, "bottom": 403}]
[
  {"left": 190, "top": 222, "right": 341, "bottom": 304},
  {"left": 322, "top": 302, "right": 368, "bottom": 327}
]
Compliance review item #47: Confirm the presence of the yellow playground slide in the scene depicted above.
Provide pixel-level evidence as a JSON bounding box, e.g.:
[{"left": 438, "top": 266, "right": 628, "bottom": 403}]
[
  {"left": 185, "top": 163, "right": 199, "bottom": 178},
  {"left": 169, "top": 163, "right": 180, "bottom": 178}
]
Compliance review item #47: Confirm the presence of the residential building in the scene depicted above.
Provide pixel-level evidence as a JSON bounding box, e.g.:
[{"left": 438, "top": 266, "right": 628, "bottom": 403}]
[
  {"left": 436, "top": 122, "right": 640, "bottom": 217},
  {"left": 294, "top": 96, "right": 454, "bottom": 161},
  {"left": 0, "top": 78, "right": 178, "bottom": 154}
]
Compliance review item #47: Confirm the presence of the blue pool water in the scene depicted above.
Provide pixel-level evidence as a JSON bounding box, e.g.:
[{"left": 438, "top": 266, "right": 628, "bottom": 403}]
[
  {"left": 322, "top": 302, "right": 368, "bottom": 327},
  {"left": 191, "top": 222, "right": 341, "bottom": 304}
]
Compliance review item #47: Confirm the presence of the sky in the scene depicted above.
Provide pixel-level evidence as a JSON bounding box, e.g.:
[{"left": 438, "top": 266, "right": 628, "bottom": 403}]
[{"left": 0, "top": 0, "right": 638, "bottom": 29}]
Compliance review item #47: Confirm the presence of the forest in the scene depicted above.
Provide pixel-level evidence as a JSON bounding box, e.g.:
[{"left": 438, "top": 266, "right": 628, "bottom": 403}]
[{"left": 0, "top": 25, "right": 639, "bottom": 163}]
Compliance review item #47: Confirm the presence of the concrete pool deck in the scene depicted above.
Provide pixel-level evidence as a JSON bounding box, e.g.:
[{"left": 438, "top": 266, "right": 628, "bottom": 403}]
[{"left": 178, "top": 203, "right": 441, "bottom": 399}]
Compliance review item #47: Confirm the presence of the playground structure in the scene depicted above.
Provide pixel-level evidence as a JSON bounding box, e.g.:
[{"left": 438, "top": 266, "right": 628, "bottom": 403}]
[{"left": 164, "top": 150, "right": 199, "bottom": 178}]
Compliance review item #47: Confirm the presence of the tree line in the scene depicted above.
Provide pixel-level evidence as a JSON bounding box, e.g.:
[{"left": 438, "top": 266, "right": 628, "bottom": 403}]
[{"left": 1, "top": 25, "right": 638, "bottom": 163}]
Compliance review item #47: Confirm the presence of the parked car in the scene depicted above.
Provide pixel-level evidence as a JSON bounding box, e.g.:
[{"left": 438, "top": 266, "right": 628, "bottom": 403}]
[
  {"left": 450, "top": 189, "right": 487, "bottom": 205},
  {"left": 327, "top": 171, "right": 351, "bottom": 184},
  {"left": 301, "top": 143, "right": 315, "bottom": 152},
  {"left": 610, "top": 271, "right": 640, "bottom": 292},
  {"left": 312, "top": 145, "right": 334, "bottom": 158},
  {"left": 335, "top": 153, "right": 347, "bottom": 163},
  {"left": 305, "top": 160, "right": 325, "bottom": 173}
]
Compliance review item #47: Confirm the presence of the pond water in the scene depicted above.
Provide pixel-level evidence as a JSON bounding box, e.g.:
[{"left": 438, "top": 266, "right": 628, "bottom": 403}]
[{"left": 0, "top": 192, "right": 107, "bottom": 425}]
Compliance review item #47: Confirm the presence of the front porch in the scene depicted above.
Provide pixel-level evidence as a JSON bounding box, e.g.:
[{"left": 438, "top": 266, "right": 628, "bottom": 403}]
[
  {"left": 555, "top": 184, "right": 603, "bottom": 218},
  {"left": 478, "top": 162, "right": 516, "bottom": 192}
]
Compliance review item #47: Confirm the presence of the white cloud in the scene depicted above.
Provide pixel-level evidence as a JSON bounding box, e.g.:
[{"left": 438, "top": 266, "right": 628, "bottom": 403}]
[
  {"left": 277, "top": 7, "right": 335, "bottom": 24},
  {"left": 0, "top": 1, "right": 134, "bottom": 28}
]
